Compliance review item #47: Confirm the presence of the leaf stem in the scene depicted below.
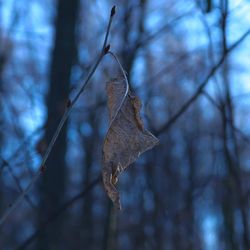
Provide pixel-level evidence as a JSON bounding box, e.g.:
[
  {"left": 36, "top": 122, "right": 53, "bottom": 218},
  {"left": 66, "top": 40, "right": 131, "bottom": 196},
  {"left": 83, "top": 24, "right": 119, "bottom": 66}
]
[{"left": 106, "top": 51, "right": 129, "bottom": 129}]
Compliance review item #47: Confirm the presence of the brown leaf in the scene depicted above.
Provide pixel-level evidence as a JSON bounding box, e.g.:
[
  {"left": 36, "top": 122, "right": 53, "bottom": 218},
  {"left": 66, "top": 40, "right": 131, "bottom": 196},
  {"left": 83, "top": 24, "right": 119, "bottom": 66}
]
[{"left": 102, "top": 77, "right": 159, "bottom": 209}]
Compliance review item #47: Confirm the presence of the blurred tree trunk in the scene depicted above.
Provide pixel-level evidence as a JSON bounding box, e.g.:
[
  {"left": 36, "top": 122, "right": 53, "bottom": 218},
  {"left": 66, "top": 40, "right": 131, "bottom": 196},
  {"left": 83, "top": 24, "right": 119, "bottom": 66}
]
[
  {"left": 0, "top": 43, "right": 6, "bottom": 215},
  {"left": 0, "top": 36, "right": 10, "bottom": 216},
  {"left": 102, "top": 201, "right": 118, "bottom": 250},
  {"left": 185, "top": 137, "right": 196, "bottom": 250},
  {"left": 38, "top": 0, "right": 79, "bottom": 249},
  {"left": 219, "top": 1, "right": 250, "bottom": 249},
  {"left": 79, "top": 111, "right": 96, "bottom": 249},
  {"left": 121, "top": 0, "right": 146, "bottom": 82}
]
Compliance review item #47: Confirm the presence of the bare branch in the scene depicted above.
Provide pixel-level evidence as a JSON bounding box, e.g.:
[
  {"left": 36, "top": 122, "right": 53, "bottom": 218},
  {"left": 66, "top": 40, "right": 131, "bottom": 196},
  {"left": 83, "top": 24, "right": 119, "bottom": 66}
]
[
  {"left": 0, "top": 156, "right": 36, "bottom": 209},
  {"left": 155, "top": 28, "right": 250, "bottom": 136},
  {"left": 0, "top": 6, "right": 116, "bottom": 227}
]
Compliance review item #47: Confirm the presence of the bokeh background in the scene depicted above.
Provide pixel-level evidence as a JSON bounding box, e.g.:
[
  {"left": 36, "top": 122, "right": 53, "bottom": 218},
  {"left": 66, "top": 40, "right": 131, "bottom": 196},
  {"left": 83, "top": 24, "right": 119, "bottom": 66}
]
[{"left": 0, "top": 0, "right": 250, "bottom": 249}]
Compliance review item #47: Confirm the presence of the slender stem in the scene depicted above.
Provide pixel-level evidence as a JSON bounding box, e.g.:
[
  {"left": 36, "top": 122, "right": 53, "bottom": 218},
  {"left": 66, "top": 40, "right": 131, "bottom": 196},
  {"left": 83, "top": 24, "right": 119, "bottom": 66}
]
[
  {"left": 0, "top": 6, "right": 116, "bottom": 227},
  {"left": 106, "top": 51, "right": 129, "bottom": 129},
  {"left": 108, "top": 51, "right": 129, "bottom": 89}
]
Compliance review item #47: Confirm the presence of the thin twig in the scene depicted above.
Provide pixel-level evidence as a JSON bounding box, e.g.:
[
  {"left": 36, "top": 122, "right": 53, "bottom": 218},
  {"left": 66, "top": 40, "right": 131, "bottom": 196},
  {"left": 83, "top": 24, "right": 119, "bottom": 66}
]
[
  {"left": 0, "top": 125, "right": 44, "bottom": 174},
  {"left": 107, "top": 51, "right": 129, "bottom": 130},
  {"left": 0, "top": 156, "right": 36, "bottom": 209},
  {"left": 155, "top": 28, "right": 250, "bottom": 136},
  {"left": 0, "top": 6, "right": 116, "bottom": 227},
  {"left": 17, "top": 177, "right": 102, "bottom": 250},
  {"left": 134, "top": 10, "right": 192, "bottom": 50},
  {"left": 201, "top": 91, "right": 250, "bottom": 144}
]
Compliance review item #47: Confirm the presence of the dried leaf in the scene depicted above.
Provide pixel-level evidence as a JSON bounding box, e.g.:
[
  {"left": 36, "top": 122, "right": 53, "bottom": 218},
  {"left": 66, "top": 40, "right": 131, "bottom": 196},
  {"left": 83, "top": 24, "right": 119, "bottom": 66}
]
[{"left": 102, "top": 77, "right": 159, "bottom": 209}]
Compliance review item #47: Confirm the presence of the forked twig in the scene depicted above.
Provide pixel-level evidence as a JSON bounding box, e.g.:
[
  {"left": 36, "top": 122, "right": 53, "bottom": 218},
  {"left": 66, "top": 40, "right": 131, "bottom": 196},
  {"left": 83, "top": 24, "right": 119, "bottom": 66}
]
[
  {"left": 0, "top": 156, "right": 36, "bottom": 209},
  {"left": 0, "top": 6, "right": 116, "bottom": 227},
  {"left": 155, "top": 28, "right": 250, "bottom": 136},
  {"left": 18, "top": 176, "right": 102, "bottom": 249}
]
